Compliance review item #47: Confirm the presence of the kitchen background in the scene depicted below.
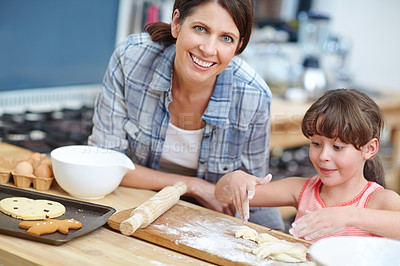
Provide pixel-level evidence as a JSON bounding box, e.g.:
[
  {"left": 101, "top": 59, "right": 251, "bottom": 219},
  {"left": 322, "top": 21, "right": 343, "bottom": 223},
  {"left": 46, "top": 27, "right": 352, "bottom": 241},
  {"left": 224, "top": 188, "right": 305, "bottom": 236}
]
[{"left": 0, "top": 0, "right": 399, "bottom": 193}]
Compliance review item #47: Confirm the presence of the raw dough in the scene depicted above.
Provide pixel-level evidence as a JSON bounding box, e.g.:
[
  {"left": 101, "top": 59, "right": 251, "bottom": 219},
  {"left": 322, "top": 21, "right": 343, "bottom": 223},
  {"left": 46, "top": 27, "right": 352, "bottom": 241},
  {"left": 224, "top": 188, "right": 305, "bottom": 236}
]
[
  {"left": 235, "top": 228, "right": 308, "bottom": 263},
  {"left": 253, "top": 241, "right": 307, "bottom": 262},
  {"left": 235, "top": 228, "right": 258, "bottom": 240},
  {"left": 254, "top": 233, "right": 279, "bottom": 244},
  {"left": 0, "top": 197, "right": 66, "bottom": 220}
]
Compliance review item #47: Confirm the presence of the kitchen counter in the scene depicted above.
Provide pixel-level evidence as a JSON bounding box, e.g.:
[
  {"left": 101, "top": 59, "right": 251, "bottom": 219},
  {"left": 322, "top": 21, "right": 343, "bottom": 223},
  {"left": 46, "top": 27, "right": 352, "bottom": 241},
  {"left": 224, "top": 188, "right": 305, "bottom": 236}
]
[
  {"left": 0, "top": 181, "right": 313, "bottom": 265},
  {"left": 0, "top": 183, "right": 215, "bottom": 266},
  {"left": 0, "top": 143, "right": 314, "bottom": 265}
]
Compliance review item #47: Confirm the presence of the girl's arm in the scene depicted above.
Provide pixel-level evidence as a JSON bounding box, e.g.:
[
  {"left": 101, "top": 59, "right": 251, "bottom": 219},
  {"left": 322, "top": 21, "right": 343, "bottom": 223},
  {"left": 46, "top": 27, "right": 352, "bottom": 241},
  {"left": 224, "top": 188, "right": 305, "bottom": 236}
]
[
  {"left": 291, "top": 189, "right": 400, "bottom": 240},
  {"left": 215, "top": 170, "right": 307, "bottom": 222}
]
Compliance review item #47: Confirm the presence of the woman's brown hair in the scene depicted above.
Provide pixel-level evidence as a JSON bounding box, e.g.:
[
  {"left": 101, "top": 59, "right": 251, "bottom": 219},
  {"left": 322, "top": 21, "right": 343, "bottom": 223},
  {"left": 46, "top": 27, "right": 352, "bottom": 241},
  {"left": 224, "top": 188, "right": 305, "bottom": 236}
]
[
  {"left": 145, "top": 0, "right": 254, "bottom": 55},
  {"left": 301, "top": 89, "right": 385, "bottom": 187}
]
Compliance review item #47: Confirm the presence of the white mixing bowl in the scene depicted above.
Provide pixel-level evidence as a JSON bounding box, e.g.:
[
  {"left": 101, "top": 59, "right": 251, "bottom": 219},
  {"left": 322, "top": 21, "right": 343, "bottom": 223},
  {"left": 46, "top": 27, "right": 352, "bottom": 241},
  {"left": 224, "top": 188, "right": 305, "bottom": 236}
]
[
  {"left": 309, "top": 236, "right": 400, "bottom": 266},
  {"left": 51, "top": 145, "right": 135, "bottom": 200}
]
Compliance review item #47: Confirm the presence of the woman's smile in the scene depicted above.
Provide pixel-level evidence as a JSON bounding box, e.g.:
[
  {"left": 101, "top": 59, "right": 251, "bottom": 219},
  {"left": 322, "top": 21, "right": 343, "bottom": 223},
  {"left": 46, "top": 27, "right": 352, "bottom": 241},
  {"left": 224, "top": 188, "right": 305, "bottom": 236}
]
[{"left": 190, "top": 53, "right": 215, "bottom": 69}]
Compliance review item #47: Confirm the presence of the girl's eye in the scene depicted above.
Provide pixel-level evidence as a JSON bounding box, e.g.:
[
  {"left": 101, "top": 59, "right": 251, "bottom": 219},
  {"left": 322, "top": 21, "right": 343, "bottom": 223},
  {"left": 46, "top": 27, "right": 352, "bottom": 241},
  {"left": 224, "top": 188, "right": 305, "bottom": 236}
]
[
  {"left": 311, "top": 142, "right": 321, "bottom": 148},
  {"left": 195, "top": 26, "right": 206, "bottom": 33},
  {"left": 221, "top": 35, "right": 233, "bottom": 43},
  {"left": 333, "top": 145, "right": 343, "bottom": 151}
]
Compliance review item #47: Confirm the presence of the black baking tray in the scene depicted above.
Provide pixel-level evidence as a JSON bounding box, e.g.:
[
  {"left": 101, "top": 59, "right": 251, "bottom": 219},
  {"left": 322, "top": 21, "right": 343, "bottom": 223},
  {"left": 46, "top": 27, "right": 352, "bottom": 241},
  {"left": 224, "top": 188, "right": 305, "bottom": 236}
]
[{"left": 0, "top": 185, "right": 116, "bottom": 245}]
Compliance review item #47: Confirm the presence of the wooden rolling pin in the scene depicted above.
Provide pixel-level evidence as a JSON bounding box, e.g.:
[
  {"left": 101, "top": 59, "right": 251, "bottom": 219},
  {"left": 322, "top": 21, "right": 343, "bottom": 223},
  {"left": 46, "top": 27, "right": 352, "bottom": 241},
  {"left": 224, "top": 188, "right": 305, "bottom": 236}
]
[{"left": 120, "top": 182, "right": 187, "bottom": 235}]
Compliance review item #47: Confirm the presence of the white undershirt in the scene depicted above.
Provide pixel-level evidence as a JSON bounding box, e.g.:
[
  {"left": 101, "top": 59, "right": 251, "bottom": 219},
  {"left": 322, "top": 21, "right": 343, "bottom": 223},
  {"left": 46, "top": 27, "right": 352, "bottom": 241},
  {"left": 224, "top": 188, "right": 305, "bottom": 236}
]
[{"left": 160, "top": 122, "right": 204, "bottom": 172}]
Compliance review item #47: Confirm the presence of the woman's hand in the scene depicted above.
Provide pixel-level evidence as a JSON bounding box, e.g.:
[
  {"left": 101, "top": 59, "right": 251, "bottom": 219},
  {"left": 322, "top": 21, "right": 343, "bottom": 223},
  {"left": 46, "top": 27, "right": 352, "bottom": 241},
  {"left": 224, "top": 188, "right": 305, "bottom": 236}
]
[
  {"left": 215, "top": 170, "right": 271, "bottom": 223},
  {"left": 186, "top": 178, "right": 236, "bottom": 216},
  {"left": 290, "top": 207, "right": 351, "bottom": 240}
]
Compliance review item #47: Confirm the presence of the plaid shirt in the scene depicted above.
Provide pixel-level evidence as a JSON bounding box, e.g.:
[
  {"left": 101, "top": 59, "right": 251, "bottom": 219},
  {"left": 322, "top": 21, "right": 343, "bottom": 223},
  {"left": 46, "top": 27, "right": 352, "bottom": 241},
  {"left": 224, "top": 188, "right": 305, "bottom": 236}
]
[{"left": 89, "top": 33, "right": 272, "bottom": 183}]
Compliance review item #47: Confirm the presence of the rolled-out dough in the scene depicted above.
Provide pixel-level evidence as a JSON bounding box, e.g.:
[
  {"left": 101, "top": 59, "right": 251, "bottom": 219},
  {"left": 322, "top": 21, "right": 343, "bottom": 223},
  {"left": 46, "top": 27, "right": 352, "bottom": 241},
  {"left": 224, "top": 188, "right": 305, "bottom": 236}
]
[{"left": 235, "top": 228, "right": 307, "bottom": 263}]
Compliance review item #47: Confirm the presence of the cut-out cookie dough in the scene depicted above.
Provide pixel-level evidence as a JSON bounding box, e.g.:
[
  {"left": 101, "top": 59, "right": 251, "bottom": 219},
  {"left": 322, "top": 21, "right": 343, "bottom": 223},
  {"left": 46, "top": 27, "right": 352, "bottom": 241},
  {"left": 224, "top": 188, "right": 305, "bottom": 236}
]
[
  {"left": 254, "top": 232, "right": 279, "bottom": 244},
  {"left": 235, "top": 228, "right": 258, "bottom": 240},
  {"left": 0, "top": 197, "right": 66, "bottom": 220},
  {"left": 235, "top": 228, "right": 307, "bottom": 263}
]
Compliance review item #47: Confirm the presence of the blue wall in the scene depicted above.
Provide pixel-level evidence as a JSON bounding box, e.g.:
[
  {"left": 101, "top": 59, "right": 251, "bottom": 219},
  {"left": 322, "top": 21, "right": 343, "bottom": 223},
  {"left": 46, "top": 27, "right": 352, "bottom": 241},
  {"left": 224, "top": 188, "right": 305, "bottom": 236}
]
[{"left": 0, "top": 0, "right": 119, "bottom": 91}]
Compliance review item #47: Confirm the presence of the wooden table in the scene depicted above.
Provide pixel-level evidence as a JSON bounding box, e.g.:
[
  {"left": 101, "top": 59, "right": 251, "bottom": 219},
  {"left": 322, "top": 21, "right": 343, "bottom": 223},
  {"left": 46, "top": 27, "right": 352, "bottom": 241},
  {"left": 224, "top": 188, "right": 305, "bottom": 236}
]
[
  {"left": 0, "top": 183, "right": 216, "bottom": 266},
  {"left": 270, "top": 93, "right": 400, "bottom": 193},
  {"left": 0, "top": 142, "right": 312, "bottom": 265},
  {"left": 0, "top": 140, "right": 211, "bottom": 265}
]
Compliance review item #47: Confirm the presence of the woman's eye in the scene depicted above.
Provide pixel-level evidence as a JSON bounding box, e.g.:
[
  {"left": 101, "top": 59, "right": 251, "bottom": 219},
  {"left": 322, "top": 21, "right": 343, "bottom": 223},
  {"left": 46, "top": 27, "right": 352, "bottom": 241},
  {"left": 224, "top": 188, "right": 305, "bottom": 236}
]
[
  {"left": 221, "top": 35, "right": 233, "bottom": 43},
  {"left": 195, "top": 26, "right": 206, "bottom": 33}
]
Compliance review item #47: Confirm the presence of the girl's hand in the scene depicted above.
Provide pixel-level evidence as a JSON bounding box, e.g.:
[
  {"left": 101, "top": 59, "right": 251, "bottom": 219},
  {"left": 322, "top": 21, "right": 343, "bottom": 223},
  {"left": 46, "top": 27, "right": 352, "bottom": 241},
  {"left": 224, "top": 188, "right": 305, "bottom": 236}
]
[
  {"left": 290, "top": 207, "right": 351, "bottom": 240},
  {"left": 215, "top": 170, "right": 271, "bottom": 223},
  {"left": 186, "top": 178, "right": 236, "bottom": 216}
]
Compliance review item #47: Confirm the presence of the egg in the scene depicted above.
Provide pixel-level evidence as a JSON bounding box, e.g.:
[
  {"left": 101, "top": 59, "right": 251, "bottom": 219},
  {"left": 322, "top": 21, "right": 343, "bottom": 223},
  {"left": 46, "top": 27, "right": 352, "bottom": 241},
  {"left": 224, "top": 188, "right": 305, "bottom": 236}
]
[
  {"left": 25, "top": 157, "right": 34, "bottom": 164},
  {"left": 34, "top": 164, "right": 53, "bottom": 178},
  {"left": 14, "top": 161, "right": 34, "bottom": 175},
  {"left": 32, "top": 157, "right": 41, "bottom": 170},
  {"left": 40, "top": 158, "right": 52, "bottom": 168},
  {"left": 30, "top": 152, "right": 41, "bottom": 159}
]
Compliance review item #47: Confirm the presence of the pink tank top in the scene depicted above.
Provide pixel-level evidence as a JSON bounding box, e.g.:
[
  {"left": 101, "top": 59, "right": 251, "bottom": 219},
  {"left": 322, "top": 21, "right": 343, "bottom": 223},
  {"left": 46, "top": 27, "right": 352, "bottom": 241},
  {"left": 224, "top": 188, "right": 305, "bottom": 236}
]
[{"left": 295, "top": 176, "right": 384, "bottom": 242}]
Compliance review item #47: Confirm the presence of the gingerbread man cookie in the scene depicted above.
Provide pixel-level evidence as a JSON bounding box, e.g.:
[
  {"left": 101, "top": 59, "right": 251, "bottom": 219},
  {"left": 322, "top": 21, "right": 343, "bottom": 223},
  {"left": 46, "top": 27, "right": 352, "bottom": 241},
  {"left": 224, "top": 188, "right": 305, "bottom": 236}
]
[{"left": 19, "top": 218, "right": 82, "bottom": 236}]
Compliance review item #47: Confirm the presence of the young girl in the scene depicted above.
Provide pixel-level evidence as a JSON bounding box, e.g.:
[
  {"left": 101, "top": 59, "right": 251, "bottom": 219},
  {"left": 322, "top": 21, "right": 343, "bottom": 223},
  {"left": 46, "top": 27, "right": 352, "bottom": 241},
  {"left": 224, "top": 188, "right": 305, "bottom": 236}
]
[{"left": 215, "top": 89, "right": 400, "bottom": 242}]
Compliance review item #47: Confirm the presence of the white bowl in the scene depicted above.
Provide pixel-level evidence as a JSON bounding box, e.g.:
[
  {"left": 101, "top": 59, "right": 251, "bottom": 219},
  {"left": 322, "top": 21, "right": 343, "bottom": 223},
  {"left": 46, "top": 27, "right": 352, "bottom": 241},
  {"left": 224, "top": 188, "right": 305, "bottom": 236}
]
[
  {"left": 51, "top": 145, "right": 135, "bottom": 200},
  {"left": 309, "top": 236, "right": 400, "bottom": 266}
]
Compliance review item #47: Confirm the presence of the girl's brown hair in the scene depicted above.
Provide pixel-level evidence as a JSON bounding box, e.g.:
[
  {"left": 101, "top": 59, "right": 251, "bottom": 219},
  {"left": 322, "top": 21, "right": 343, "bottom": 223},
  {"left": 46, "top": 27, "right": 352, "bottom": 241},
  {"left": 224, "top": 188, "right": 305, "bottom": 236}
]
[
  {"left": 301, "top": 89, "right": 385, "bottom": 187},
  {"left": 145, "top": 0, "right": 254, "bottom": 55}
]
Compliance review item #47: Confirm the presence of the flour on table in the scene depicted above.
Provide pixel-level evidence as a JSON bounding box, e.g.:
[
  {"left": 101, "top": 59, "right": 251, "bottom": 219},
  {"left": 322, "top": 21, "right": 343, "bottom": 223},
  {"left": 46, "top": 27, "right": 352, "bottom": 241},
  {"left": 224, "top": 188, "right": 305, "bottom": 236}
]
[
  {"left": 151, "top": 215, "right": 262, "bottom": 264},
  {"left": 149, "top": 205, "right": 311, "bottom": 265}
]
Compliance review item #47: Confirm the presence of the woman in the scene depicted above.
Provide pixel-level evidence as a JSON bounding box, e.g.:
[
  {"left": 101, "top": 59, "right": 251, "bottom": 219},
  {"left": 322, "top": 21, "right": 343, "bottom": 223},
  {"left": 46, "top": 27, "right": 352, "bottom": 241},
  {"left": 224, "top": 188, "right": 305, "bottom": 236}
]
[{"left": 89, "top": 0, "right": 284, "bottom": 230}]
